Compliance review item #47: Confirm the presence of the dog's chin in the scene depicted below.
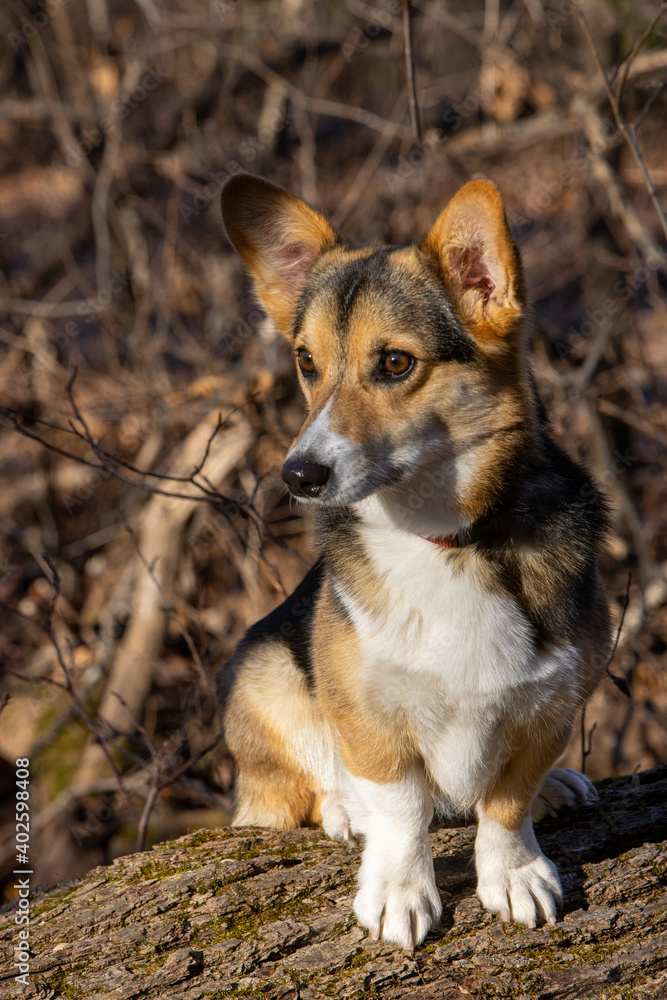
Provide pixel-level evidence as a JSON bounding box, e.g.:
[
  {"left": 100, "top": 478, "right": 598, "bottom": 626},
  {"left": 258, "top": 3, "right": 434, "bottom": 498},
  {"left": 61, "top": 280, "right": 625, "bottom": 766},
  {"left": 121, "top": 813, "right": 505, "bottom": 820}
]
[
  {"left": 292, "top": 486, "right": 466, "bottom": 538},
  {"left": 288, "top": 486, "right": 378, "bottom": 508}
]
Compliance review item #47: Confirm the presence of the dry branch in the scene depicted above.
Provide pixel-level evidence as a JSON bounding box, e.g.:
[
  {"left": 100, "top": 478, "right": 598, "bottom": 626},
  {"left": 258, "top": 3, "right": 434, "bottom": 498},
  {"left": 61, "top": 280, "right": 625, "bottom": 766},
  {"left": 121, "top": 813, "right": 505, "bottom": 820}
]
[
  {"left": 577, "top": 6, "right": 667, "bottom": 246},
  {"left": 73, "top": 409, "right": 253, "bottom": 788}
]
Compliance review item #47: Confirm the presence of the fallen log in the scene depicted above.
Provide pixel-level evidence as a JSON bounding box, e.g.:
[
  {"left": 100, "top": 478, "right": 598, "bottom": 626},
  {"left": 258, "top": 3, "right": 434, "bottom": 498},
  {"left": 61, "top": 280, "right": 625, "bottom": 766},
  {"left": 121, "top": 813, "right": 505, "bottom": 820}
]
[{"left": 1, "top": 767, "right": 666, "bottom": 999}]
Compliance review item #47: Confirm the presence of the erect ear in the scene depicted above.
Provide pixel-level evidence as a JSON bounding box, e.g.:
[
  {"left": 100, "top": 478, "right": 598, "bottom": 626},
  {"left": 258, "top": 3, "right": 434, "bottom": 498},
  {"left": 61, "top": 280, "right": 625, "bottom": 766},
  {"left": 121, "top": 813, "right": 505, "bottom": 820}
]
[
  {"left": 221, "top": 174, "right": 338, "bottom": 338},
  {"left": 421, "top": 180, "right": 523, "bottom": 340}
]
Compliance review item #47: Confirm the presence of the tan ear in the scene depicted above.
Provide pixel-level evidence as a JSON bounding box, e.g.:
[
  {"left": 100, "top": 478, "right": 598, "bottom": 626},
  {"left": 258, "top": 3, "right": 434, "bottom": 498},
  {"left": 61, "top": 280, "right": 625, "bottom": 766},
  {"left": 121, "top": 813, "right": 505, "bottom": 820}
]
[
  {"left": 421, "top": 180, "right": 523, "bottom": 339},
  {"left": 221, "top": 174, "right": 338, "bottom": 337}
]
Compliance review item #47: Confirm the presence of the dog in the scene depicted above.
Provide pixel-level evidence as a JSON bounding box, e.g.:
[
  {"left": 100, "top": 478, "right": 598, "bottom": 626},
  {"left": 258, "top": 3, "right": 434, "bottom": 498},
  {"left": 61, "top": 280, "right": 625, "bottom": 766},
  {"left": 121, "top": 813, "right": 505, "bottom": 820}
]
[{"left": 217, "top": 173, "right": 611, "bottom": 949}]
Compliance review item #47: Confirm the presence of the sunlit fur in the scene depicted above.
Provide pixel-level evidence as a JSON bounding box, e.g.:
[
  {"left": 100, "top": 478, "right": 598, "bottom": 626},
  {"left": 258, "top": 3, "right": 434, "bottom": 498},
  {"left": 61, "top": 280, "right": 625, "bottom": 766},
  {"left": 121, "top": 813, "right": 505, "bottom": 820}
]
[{"left": 218, "top": 176, "right": 612, "bottom": 949}]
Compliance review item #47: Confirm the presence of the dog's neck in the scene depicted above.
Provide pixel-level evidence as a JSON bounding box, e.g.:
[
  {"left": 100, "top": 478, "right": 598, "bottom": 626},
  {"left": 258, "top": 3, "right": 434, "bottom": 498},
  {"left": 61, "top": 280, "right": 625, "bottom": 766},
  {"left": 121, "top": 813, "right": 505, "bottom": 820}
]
[
  {"left": 353, "top": 433, "right": 535, "bottom": 548},
  {"left": 355, "top": 493, "right": 468, "bottom": 542},
  {"left": 355, "top": 494, "right": 509, "bottom": 551}
]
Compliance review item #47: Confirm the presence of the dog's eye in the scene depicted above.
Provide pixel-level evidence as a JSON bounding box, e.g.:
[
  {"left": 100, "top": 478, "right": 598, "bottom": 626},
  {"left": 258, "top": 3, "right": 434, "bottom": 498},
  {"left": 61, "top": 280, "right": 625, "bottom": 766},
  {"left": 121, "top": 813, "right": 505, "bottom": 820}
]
[
  {"left": 381, "top": 350, "right": 414, "bottom": 378},
  {"left": 297, "top": 349, "right": 315, "bottom": 375}
]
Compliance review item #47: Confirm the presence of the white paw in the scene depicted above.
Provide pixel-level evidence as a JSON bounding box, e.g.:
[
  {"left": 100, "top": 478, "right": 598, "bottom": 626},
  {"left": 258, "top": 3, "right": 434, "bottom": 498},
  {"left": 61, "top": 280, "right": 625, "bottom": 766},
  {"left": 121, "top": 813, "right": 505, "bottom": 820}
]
[
  {"left": 532, "top": 768, "right": 598, "bottom": 822},
  {"left": 475, "top": 813, "right": 563, "bottom": 928},
  {"left": 477, "top": 850, "right": 563, "bottom": 927},
  {"left": 321, "top": 792, "right": 356, "bottom": 845},
  {"left": 353, "top": 859, "right": 442, "bottom": 949},
  {"left": 342, "top": 764, "right": 440, "bottom": 946}
]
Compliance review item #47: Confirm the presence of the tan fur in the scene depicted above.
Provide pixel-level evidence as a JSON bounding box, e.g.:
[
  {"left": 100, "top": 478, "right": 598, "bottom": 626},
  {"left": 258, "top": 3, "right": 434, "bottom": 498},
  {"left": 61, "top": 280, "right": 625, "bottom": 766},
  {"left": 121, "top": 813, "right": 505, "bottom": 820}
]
[
  {"left": 481, "top": 717, "right": 574, "bottom": 830},
  {"left": 223, "top": 641, "right": 332, "bottom": 829},
  {"left": 290, "top": 245, "right": 533, "bottom": 524},
  {"left": 312, "top": 578, "right": 419, "bottom": 784},
  {"left": 221, "top": 175, "right": 337, "bottom": 336}
]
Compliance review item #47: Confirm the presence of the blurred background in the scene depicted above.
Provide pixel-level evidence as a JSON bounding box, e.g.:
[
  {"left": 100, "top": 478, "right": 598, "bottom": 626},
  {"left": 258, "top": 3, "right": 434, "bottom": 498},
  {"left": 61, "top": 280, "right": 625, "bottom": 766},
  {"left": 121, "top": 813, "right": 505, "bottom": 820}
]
[{"left": 1, "top": 0, "right": 666, "bottom": 899}]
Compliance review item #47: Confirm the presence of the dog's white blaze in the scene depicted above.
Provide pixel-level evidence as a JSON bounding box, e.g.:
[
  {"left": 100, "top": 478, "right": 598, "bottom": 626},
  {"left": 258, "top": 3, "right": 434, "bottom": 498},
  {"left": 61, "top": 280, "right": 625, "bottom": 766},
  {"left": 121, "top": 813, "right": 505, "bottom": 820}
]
[
  {"left": 333, "top": 513, "right": 580, "bottom": 810},
  {"left": 286, "top": 397, "right": 362, "bottom": 499}
]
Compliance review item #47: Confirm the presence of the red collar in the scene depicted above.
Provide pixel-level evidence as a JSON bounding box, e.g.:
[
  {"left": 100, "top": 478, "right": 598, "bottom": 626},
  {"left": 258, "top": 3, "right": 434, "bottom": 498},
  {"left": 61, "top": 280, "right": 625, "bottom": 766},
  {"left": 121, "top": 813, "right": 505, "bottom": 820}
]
[
  {"left": 421, "top": 533, "right": 459, "bottom": 548},
  {"left": 421, "top": 514, "right": 505, "bottom": 550}
]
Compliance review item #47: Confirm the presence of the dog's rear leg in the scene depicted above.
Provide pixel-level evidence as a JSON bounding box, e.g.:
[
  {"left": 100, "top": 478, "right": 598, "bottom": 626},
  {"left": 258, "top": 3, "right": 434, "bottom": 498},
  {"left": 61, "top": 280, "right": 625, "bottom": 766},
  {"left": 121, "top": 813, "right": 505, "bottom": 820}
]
[
  {"left": 220, "top": 642, "right": 334, "bottom": 831},
  {"left": 233, "top": 761, "right": 317, "bottom": 830},
  {"left": 320, "top": 790, "right": 355, "bottom": 843},
  {"left": 531, "top": 767, "right": 598, "bottom": 822}
]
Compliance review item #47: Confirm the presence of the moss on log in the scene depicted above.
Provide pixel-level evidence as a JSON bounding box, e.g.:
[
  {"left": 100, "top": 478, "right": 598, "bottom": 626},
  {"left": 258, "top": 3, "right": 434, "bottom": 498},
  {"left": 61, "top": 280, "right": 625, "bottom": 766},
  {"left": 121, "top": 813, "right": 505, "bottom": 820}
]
[{"left": 1, "top": 768, "right": 666, "bottom": 999}]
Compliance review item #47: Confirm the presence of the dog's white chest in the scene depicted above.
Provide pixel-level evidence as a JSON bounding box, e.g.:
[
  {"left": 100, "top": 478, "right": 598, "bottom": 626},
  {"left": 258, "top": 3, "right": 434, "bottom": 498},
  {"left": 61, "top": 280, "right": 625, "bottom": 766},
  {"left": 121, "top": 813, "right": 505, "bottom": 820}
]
[
  {"left": 334, "top": 525, "right": 579, "bottom": 806},
  {"left": 345, "top": 528, "right": 538, "bottom": 694}
]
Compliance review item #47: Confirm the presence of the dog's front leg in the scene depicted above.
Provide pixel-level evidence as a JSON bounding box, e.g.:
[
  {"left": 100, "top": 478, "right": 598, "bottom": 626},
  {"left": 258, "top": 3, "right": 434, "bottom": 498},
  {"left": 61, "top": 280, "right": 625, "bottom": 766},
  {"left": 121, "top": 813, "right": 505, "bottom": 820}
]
[
  {"left": 475, "top": 727, "right": 571, "bottom": 926},
  {"left": 475, "top": 810, "right": 562, "bottom": 926},
  {"left": 343, "top": 764, "right": 442, "bottom": 949}
]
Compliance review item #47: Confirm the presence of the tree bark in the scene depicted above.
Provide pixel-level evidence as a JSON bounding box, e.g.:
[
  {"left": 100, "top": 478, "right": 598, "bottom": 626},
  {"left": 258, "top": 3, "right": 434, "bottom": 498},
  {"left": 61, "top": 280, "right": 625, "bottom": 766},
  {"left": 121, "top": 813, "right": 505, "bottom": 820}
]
[{"left": 2, "top": 768, "right": 666, "bottom": 999}]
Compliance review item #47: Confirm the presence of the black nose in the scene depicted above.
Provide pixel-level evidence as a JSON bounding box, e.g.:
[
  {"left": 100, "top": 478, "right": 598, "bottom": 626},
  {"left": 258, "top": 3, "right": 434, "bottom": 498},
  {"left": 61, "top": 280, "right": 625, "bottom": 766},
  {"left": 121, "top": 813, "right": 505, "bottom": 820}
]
[{"left": 282, "top": 457, "right": 331, "bottom": 498}]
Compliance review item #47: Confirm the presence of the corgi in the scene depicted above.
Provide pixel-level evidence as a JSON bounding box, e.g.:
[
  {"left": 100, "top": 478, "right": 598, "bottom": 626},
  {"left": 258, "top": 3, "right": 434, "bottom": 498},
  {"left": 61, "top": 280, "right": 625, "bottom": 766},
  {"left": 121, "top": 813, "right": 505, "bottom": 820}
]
[{"left": 217, "top": 174, "right": 612, "bottom": 949}]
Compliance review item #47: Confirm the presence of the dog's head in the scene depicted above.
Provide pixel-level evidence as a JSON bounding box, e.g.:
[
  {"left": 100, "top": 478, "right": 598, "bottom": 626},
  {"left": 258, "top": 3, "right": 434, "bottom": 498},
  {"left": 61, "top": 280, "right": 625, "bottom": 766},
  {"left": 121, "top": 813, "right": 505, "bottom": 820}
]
[{"left": 222, "top": 175, "right": 535, "bottom": 533}]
